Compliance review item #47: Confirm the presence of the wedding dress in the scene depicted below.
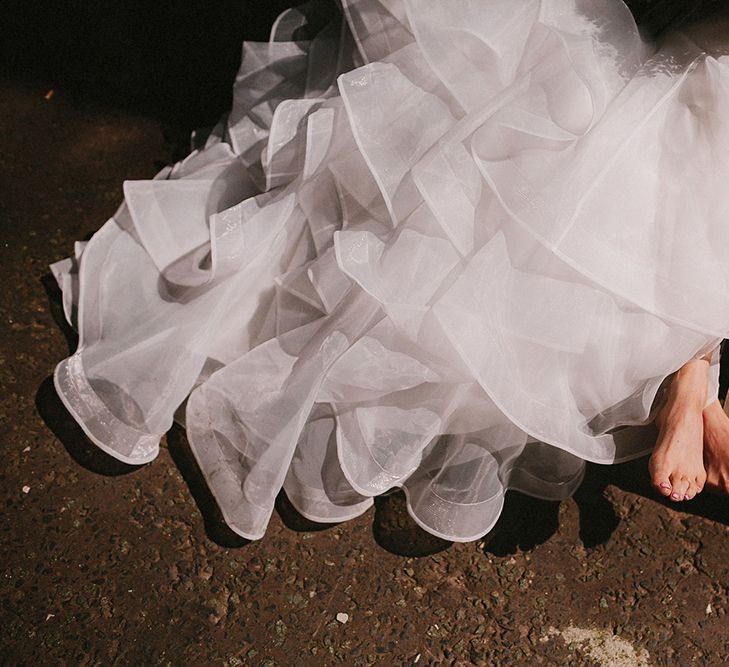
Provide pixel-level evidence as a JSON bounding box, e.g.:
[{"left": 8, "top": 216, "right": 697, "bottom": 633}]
[{"left": 51, "top": 0, "right": 729, "bottom": 542}]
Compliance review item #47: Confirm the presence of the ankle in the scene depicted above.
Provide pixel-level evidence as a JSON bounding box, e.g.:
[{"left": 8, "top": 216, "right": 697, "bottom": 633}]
[
  {"left": 703, "top": 398, "right": 729, "bottom": 428},
  {"left": 703, "top": 399, "right": 723, "bottom": 420}
]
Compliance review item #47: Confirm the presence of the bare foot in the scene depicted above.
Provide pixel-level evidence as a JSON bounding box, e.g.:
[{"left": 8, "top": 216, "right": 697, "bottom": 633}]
[
  {"left": 650, "top": 404, "right": 706, "bottom": 501},
  {"left": 702, "top": 399, "right": 729, "bottom": 495},
  {"left": 648, "top": 360, "right": 708, "bottom": 502}
]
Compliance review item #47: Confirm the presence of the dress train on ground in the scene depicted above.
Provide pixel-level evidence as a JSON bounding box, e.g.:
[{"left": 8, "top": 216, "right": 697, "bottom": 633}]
[{"left": 51, "top": 0, "right": 729, "bottom": 541}]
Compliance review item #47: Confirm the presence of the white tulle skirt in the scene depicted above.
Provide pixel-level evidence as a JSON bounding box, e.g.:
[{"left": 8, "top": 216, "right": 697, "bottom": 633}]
[{"left": 51, "top": 0, "right": 729, "bottom": 542}]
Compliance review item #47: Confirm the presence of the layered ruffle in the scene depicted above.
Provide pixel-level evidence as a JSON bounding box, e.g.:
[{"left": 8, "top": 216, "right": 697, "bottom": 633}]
[{"left": 52, "top": 0, "right": 727, "bottom": 541}]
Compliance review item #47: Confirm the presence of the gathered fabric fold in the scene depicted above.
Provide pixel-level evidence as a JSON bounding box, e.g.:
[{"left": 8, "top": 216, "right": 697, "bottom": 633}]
[{"left": 52, "top": 0, "right": 727, "bottom": 542}]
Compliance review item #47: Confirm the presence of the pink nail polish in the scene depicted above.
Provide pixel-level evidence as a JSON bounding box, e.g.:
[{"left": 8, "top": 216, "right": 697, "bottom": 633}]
[{"left": 660, "top": 482, "right": 671, "bottom": 489}]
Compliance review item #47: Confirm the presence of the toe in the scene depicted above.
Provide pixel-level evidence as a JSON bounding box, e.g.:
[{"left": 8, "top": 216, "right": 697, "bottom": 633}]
[
  {"left": 697, "top": 470, "right": 707, "bottom": 494},
  {"left": 658, "top": 483, "right": 673, "bottom": 497},
  {"left": 670, "top": 476, "right": 690, "bottom": 501},
  {"left": 650, "top": 465, "right": 673, "bottom": 497},
  {"left": 654, "top": 476, "right": 673, "bottom": 497},
  {"left": 693, "top": 473, "right": 706, "bottom": 498}
]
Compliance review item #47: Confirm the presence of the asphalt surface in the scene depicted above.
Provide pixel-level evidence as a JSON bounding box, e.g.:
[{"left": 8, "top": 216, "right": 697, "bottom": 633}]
[{"left": 2, "top": 2, "right": 729, "bottom": 665}]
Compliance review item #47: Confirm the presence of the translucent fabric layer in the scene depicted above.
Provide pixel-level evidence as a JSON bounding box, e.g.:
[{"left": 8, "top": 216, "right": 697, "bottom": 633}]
[{"left": 52, "top": 0, "right": 728, "bottom": 542}]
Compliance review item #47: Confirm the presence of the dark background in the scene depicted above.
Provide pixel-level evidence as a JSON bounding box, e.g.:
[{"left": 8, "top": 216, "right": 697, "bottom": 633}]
[
  {"left": 1, "top": 0, "right": 725, "bottom": 147},
  {"left": 0, "top": 0, "right": 298, "bottom": 155}
]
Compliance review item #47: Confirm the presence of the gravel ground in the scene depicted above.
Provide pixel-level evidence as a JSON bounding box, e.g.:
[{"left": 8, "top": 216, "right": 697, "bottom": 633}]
[{"left": 2, "top": 3, "right": 729, "bottom": 665}]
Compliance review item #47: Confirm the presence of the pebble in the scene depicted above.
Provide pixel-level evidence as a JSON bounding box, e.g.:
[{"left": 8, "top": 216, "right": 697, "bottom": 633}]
[{"left": 336, "top": 612, "right": 349, "bottom": 624}]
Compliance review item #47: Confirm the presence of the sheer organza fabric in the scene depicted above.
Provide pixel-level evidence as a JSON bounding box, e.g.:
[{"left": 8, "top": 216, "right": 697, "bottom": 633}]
[{"left": 52, "top": 0, "right": 728, "bottom": 542}]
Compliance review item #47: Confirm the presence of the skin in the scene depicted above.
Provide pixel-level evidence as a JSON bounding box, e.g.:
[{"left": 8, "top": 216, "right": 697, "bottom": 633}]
[
  {"left": 649, "top": 355, "right": 709, "bottom": 501},
  {"left": 649, "top": 349, "right": 729, "bottom": 501},
  {"left": 701, "top": 399, "right": 729, "bottom": 496}
]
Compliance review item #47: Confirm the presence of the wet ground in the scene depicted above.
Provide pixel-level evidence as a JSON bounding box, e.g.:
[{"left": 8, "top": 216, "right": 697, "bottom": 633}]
[{"left": 2, "top": 2, "right": 729, "bottom": 666}]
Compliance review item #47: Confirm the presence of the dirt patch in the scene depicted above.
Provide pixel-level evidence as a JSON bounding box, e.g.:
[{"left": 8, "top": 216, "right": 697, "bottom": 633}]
[{"left": 543, "top": 625, "right": 651, "bottom": 667}]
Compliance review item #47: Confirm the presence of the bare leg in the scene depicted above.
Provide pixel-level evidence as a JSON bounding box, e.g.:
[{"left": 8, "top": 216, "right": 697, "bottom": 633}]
[
  {"left": 648, "top": 356, "right": 709, "bottom": 501},
  {"left": 701, "top": 399, "right": 729, "bottom": 495}
]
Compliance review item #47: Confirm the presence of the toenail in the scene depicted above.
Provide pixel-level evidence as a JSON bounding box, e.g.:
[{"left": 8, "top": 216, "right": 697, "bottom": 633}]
[
  {"left": 660, "top": 482, "right": 671, "bottom": 489},
  {"left": 684, "top": 495, "right": 690, "bottom": 500},
  {"left": 671, "top": 492, "right": 680, "bottom": 499}
]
